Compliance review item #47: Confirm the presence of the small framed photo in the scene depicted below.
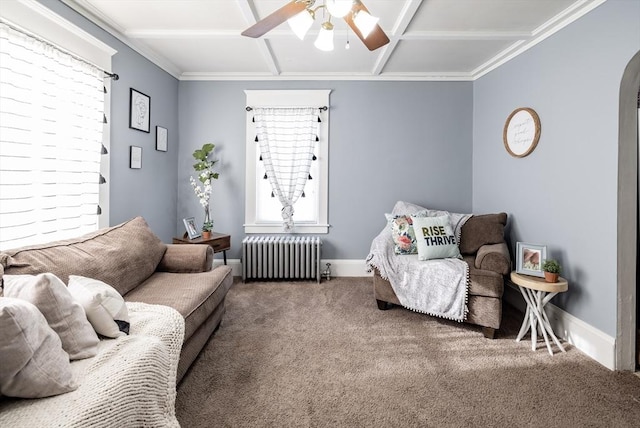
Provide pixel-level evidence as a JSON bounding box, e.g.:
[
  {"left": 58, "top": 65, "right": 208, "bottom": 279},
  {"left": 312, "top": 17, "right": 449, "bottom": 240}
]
[
  {"left": 129, "top": 146, "right": 142, "bottom": 169},
  {"left": 129, "top": 88, "right": 150, "bottom": 133},
  {"left": 156, "top": 126, "right": 168, "bottom": 152},
  {"left": 183, "top": 217, "right": 201, "bottom": 240},
  {"left": 516, "top": 242, "right": 547, "bottom": 277}
]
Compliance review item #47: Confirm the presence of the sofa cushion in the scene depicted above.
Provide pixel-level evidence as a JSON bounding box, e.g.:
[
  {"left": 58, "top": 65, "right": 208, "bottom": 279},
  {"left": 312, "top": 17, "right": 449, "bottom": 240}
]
[
  {"left": 412, "top": 215, "right": 461, "bottom": 260},
  {"left": 1, "top": 217, "right": 167, "bottom": 296},
  {"left": 0, "top": 298, "right": 77, "bottom": 398},
  {"left": 3, "top": 273, "right": 99, "bottom": 360},
  {"left": 459, "top": 213, "right": 507, "bottom": 255},
  {"left": 68, "top": 276, "right": 131, "bottom": 338},
  {"left": 123, "top": 265, "right": 233, "bottom": 342}
]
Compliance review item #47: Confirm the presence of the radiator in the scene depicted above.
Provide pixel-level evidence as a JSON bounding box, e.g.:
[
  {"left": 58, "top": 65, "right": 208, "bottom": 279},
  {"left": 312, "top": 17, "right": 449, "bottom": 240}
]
[{"left": 242, "top": 236, "right": 322, "bottom": 283}]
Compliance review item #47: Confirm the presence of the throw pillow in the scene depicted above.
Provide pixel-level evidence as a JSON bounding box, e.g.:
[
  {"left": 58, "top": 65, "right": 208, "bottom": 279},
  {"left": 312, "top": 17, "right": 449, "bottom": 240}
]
[
  {"left": 3, "top": 273, "right": 99, "bottom": 360},
  {"left": 411, "top": 215, "right": 462, "bottom": 261},
  {"left": 0, "top": 298, "right": 77, "bottom": 398},
  {"left": 385, "top": 214, "right": 418, "bottom": 255},
  {"left": 67, "top": 275, "right": 130, "bottom": 338}
]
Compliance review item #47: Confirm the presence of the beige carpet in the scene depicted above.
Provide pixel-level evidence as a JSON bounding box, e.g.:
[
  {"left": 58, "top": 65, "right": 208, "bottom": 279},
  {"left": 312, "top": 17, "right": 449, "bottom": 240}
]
[{"left": 176, "top": 277, "right": 640, "bottom": 427}]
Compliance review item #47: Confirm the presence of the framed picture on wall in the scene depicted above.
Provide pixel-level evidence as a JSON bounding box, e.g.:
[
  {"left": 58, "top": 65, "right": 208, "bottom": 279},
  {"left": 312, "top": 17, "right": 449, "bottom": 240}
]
[
  {"left": 130, "top": 146, "right": 142, "bottom": 169},
  {"left": 129, "top": 88, "right": 150, "bottom": 133},
  {"left": 156, "top": 126, "right": 168, "bottom": 151},
  {"left": 515, "top": 242, "right": 547, "bottom": 278}
]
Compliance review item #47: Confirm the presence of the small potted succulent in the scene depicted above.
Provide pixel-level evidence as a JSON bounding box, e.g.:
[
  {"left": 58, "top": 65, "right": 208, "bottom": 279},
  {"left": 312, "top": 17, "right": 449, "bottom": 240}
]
[{"left": 542, "top": 259, "right": 561, "bottom": 283}]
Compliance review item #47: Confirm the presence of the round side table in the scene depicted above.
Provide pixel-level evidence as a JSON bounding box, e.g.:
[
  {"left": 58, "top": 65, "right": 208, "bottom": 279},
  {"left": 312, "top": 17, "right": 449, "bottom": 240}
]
[{"left": 510, "top": 271, "right": 568, "bottom": 355}]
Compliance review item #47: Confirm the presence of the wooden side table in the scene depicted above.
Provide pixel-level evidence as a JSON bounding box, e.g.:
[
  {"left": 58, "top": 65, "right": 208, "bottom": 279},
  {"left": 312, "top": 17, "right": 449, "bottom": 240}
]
[
  {"left": 172, "top": 232, "right": 230, "bottom": 265},
  {"left": 510, "top": 271, "right": 568, "bottom": 355}
]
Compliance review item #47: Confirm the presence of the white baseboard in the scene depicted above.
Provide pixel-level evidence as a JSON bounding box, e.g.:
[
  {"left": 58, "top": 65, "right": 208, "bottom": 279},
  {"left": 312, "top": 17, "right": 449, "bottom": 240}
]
[
  {"left": 504, "top": 283, "right": 616, "bottom": 370},
  {"left": 219, "top": 258, "right": 616, "bottom": 369}
]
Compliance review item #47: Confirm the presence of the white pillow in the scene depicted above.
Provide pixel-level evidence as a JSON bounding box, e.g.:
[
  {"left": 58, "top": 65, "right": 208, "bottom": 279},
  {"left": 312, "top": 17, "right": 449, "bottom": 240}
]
[
  {"left": 0, "top": 298, "right": 77, "bottom": 398},
  {"left": 67, "top": 276, "right": 130, "bottom": 338},
  {"left": 411, "top": 215, "right": 462, "bottom": 261},
  {"left": 3, "top": 273, "right": 99, "bottom": 360}
]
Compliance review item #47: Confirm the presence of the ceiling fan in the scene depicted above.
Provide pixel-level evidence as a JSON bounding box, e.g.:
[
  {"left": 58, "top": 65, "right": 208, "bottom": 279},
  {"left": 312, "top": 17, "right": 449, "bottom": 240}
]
[{"left": 241, "top": 0, "right": 390, "bottom": 52}]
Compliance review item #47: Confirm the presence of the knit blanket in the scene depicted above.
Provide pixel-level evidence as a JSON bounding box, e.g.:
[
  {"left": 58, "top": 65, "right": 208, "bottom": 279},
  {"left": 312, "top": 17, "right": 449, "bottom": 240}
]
[
  {"left": 0, "top": 302, "right": 184, "bottom": 428},
  {"left": 367, "top": 213, "right": 471, "bottom": 322}
]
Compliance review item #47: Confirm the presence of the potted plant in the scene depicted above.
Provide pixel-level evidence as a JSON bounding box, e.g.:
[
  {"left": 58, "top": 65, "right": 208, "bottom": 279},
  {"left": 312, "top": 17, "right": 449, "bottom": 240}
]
[
  {"left": 190, "top": 143, "right": 219, "bottom": 235},
  {"left": 202, "top": 221, "right": 213, "bottom": 240},
  {"left": 542, "top": 259, "right": 561, "bottom": 283}
]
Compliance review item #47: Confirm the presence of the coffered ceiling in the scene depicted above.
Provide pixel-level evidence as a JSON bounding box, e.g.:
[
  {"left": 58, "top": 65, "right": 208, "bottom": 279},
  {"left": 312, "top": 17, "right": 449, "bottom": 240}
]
[{"left": 64, "top": 0, "right": 606, "bottom": 80}]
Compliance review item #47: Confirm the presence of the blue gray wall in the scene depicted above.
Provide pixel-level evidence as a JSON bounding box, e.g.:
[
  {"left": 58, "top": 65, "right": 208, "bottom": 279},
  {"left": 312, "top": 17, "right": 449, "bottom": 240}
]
[
  {"left": 39, "top": 0, "right": 180, "bottom": 242},
  {"left": 472, "top": 0, "right": 640, "bottom": 336},
  {"left": 178, "top": 81, "right": 473, "bottom": 259}
]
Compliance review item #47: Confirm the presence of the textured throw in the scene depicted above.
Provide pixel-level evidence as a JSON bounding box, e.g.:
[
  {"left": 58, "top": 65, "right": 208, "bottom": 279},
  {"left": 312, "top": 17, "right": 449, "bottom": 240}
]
[
  {"left": 0, "top": 303, "right": 184, "bottom": 428},
  {"left": 367, "top": 213, "right": 471, "bottom": 322}
]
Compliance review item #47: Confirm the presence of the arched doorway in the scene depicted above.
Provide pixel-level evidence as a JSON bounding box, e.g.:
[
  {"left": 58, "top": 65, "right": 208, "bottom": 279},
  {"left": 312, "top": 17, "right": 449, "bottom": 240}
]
[{"left": 617, "top": 49, "right": 640, "bottom": 371}]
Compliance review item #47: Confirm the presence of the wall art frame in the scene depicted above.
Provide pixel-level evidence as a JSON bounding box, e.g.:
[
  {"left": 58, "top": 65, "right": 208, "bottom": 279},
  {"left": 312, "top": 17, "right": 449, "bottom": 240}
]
[
  {"left": 129, "top": 88, "right": 150, "bottom": 133},
  {"left": 503, "top": 107, "right": 541, "bottom": 158},
  {"left": 515, "top": 242, "right": 547, "bottom": 278},
  {"left": 156, "top": 126, "right": 168, "bottom": 151},
  {"left": 129, "top": 145, "right": 142, "bottom": 169}
]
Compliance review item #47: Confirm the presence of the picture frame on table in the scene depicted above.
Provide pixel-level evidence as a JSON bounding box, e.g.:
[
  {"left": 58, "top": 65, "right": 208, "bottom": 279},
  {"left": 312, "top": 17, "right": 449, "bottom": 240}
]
[
  {"left": 183, "top": 217, "right": 201, "bottom": 240},
  {"left": 129, "top": 146, "right": 142, "bottom": 169},
  {"left": 156, "top": 126, "right": 168, "bottom": 152},
  {"left": 129, "top": 88, "right": 150, "bottom": 133},
  {"left": 515, "top": 242, "right": 547, "bottom": 278}
]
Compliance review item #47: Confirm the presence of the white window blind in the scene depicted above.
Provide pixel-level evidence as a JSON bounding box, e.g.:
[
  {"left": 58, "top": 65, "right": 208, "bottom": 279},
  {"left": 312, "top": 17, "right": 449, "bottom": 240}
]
[{"left": 0, "top": 22, "right": 105, "bottom": 250}]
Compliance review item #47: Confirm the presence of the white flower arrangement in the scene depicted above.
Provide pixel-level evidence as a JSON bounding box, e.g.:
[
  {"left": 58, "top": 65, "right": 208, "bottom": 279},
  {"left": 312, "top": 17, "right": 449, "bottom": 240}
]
[{"left": 190, "top": 143, "right": 219, "bottom": 231}]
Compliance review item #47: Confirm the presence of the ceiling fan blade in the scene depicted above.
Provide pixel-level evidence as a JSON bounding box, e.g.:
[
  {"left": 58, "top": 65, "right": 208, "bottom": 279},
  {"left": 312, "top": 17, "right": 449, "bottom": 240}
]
[
  {"left": 344, "top": 1, "right": 390, "bottom": 51},
  {"left": 241, "top": 1, "right": 308, "bottom": 38}
]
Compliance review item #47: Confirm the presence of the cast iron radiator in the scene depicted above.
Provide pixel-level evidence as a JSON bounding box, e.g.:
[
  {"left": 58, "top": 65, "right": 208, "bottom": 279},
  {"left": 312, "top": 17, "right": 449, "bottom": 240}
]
[{"left": 242, "top": 236, "right": 322, "bottom": 283}]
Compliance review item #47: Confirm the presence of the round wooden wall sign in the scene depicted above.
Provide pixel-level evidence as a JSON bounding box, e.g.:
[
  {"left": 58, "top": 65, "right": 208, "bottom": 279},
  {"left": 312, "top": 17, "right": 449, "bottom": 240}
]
[{"left": 503, "top": 107, "right": 541, "bottom": 158}]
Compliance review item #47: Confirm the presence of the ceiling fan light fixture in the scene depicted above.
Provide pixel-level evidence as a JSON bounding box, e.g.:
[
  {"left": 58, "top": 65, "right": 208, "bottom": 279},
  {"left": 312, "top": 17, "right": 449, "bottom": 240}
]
[
  {"left": 326, "top": 0, "right": 353, "bottom": 18},
  {"left": 314, "top": 21, "right": 334, "bottom": 51},
  {"left": 353, "top": 9, "right": 379, "bottom": 39},
  {"left": 287, "top": 9, "right": 315, "bottom": 40}
]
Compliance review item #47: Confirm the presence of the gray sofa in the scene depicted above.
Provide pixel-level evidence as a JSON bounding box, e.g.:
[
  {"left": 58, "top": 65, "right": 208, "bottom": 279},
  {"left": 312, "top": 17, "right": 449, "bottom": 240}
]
[
  {"left": 0, "top": 216, "right": 233, "bottom": 381},
  {"left": 373, "top": 212, "right": 511, "bottom": 338}
]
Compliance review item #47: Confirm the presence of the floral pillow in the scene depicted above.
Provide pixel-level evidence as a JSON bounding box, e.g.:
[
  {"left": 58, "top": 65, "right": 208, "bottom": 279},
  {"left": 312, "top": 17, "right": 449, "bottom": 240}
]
[{"left": 385, "top": 214, "right": 418, "bottom": 255}]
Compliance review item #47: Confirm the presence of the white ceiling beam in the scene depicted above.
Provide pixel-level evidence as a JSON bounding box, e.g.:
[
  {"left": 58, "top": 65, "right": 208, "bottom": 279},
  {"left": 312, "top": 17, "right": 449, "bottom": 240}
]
[
  {"left": 371, "top": 0, "right": 423, "bottom": 76},
  {"left": 236, "top": 0, "right": 280, "bottom": 76},
  {"left": 401, "top": 31, "right": 532, "bottom": 40}
]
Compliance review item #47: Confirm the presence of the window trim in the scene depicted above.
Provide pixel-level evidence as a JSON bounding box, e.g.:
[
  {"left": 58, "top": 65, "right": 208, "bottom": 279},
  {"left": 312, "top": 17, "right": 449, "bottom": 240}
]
[{"left": 244, "top": 90, "right": 330, "bottom": 234}]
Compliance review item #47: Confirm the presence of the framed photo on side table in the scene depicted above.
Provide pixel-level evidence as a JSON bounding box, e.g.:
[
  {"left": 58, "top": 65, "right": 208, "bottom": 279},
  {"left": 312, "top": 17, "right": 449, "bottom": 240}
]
[
  {"left": 183, "top": 217, "right": 201, "bottom": 240},
  {"left": 129, "top": 88, "right": 150, "bottom": 133},
  {"left": 516, "top": 242, "right": 547, "bottom": 278}
]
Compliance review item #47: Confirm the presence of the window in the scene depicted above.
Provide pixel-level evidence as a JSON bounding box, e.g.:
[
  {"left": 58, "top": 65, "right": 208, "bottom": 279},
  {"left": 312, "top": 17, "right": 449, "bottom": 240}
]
[
  {"left": 244, "top": 90, "right": 330, "bottom": 234},
  {"left": 0, "top": 2, "right": 115, "bottom": 250}
]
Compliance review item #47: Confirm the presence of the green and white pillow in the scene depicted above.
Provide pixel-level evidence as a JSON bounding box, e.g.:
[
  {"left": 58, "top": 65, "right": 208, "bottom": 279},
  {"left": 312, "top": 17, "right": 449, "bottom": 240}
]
[{"left": 411, "top": 215, "right": 462, "bottom": 261}]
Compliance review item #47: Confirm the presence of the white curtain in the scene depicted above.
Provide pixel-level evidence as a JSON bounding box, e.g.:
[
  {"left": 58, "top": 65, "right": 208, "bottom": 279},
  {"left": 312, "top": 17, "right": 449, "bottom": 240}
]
[
  {"left": 0, "top": 22, "right": 105, "bottom": 250},
  {"left": 254, "top": 107, "right": 318, "bottom": 232}
]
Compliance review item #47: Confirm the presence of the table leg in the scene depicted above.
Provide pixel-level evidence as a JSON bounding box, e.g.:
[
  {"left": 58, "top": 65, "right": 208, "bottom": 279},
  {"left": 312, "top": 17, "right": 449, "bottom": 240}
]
[
  {"left": 542, "top": 293, "right": 567, "bottom": 352},
  {"left": 534, "top": 290, "right": 554, "bottom": 355},
  {"left": 223, "top": 250, "right": 227, "bottom": 265}
]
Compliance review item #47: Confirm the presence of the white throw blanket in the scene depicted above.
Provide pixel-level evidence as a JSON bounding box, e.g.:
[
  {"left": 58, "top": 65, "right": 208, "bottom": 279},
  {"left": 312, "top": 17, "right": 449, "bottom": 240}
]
[
  {"left": 0, "top": 302, "right": 184, "bottom": 428},
  {"left": 367, "top": 212, "right": 471, "bottom": 322}
]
